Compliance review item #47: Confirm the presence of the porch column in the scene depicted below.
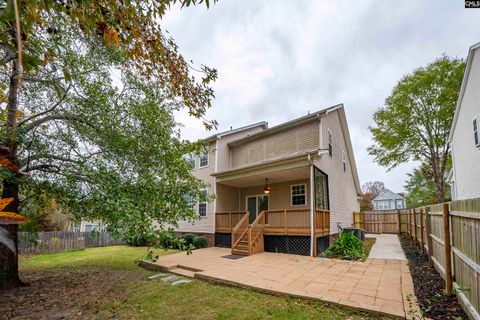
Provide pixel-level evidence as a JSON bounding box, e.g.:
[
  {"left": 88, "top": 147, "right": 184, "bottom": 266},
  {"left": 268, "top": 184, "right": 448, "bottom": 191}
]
[{"left": 310, "top": 163, "right": 314, "bottom": 256}]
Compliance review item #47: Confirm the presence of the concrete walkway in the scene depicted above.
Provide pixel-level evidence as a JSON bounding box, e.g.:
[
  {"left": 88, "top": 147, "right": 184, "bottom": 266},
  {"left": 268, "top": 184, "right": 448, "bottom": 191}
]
[
  {"left": 142, "top": 246, "right": 418, "bottom": 318},
  {"left": 368, "top": 234, "right": 407, "bottom": 260}
]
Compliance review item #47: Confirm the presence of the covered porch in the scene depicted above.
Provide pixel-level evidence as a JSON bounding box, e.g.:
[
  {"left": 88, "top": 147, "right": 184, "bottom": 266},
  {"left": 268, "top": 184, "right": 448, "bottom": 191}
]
[{"left": 213, "top": 156, "right": 330, "bottom": 256}]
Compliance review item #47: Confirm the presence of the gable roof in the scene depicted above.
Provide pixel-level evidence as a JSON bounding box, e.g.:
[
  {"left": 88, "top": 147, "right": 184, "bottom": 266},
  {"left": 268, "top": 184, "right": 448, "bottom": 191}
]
[
  {"left": 203, "top": 121, "right": 268, "bottom": 142},
  {"left": 449, "top": 41, "right": 480, "bottom": 142},
  {"left": 225, "top": 104, "right": 361, "bottom": 196},
  {"left": 373, "top": 189, "right": 405, "bottom": 202}
]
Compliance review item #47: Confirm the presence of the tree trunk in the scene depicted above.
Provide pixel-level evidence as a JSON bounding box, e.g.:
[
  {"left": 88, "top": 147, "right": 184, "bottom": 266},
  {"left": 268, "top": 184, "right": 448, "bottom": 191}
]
[
  {"left": 0, "top": 61, "right": 21, "bottom": 289},
  {"left": 434, "top": 174, "right": 445, "bottom": 204}
]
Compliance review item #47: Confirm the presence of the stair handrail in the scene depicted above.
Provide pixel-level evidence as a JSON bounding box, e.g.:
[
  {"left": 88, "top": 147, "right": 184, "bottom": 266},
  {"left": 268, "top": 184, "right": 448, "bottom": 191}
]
[
  {"left": 249, "top": 210, "right": 265, "bottom": 254},
  {"left": 231, "top": 211, "right": 249, "bottom": 249}
]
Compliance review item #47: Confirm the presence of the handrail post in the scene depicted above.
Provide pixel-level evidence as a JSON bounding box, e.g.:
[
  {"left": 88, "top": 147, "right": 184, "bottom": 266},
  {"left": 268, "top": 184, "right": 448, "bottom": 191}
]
[
  {"left": 284, "top": 210, "right": 287, "bottom": 235},
  {"left": 229, "top": 212, "right": 232, "bottom": 231},
  {"left": 443, "top": 203, "right": 453, "bottom": 294}
]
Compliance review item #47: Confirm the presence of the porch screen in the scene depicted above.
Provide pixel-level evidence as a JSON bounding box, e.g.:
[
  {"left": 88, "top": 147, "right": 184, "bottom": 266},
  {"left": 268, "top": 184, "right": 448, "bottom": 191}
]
[{"left": 314, "top": 168, "right": 329, "bottom": 210}]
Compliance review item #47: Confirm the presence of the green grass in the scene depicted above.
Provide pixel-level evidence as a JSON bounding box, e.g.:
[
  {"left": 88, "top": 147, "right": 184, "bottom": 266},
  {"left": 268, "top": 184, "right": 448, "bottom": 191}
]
[
  {"left": 20, "top": 245, "right": 174, "bottom": 272},
  {"left": 18, "top": 246, "right": 391, "bottom": 320}
]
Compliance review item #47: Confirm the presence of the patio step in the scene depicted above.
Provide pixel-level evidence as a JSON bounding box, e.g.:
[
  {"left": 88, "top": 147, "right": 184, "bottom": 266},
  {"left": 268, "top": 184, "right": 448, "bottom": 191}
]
[
  {"left": 232, "top": 248, "right": 249, "bottom": 256},
  {"left": 168, "top": 267, "right": 196, "bottom": 278}
]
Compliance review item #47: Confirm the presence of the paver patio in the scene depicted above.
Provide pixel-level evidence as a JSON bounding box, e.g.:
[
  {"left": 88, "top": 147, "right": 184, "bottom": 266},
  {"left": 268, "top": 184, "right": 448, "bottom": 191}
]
[{"left": 143, "top": 236, "right": 418, "bottom": 319}]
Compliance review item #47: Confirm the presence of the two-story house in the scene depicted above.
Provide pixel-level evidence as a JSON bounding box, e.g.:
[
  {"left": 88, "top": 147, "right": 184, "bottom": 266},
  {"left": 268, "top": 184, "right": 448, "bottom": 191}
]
[
  {"left": 177, "top": 104, "right": 361, "bottom": 257},
  {"left": 449, "top": 41, "right": 480, "bottom": 200},
  {"left": 372, "top": 189, "right": 406, "bottom": 211}
]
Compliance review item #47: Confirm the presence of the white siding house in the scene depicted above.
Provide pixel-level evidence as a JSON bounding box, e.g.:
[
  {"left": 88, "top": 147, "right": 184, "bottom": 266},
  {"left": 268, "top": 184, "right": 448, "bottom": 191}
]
[
  {"left": 372, "top": 189, "right": 406, "bottom": 211},
  {"left": 449, "top": 42, "right": 480, "bottom": 200}
]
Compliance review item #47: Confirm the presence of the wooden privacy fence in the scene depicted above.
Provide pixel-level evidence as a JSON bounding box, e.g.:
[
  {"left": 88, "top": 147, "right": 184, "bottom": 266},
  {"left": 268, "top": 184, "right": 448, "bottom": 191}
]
[
  {"left": 18, "top": 231, "right": 124, "bottom": 254},
  {"left": 354, "top": 198, "right": 480, "bottom": 319}
]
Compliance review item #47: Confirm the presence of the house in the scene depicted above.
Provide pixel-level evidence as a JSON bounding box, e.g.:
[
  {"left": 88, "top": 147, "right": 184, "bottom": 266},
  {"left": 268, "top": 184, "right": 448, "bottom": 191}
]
[
  {"left": 372, "top": 189, "right": 406, "bottom": 211},
  {"left": 176, "top": 104, "right": 362, "bottom": 256},
  {"left": 448, "top": 42, "right": 480, "bottom": 200}
]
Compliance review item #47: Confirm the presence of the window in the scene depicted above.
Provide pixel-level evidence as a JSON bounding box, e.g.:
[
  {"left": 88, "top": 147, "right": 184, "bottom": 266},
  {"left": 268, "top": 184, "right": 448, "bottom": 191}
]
[
  {"left": 314, "top": 168, "right": 329, "bottom": 210},
  {"left": 291, "top": 184, "right": 306, "bottom": 206},
  {"left": 377, "top": 201, "right": 390, "bottom": 210},
  {"left": 198, "top": 189, "right": 207, "bottom": 217},
  {"left": 183, "top": 153, "right": 195, "bottom": 169},
  {"left": 328, "top": 130, "right": 333, "bottom": 157},
  {"left": 342, "top": 151, "right": 346, "bottom": 172},
  {"left": 474, "top": 117, "right": 479, "bottom": 147},
  {"left": 396, "top": 200, "right": 403, "bottom": 209},
  {"left": 84, "top": 224, "right": 98, "bottom": 232},
  {"left": 199, "top": 152, "right": 208, "bottom": 167},
  {"left": 183, "top": 194, "right": 195, "bottom": 210}
]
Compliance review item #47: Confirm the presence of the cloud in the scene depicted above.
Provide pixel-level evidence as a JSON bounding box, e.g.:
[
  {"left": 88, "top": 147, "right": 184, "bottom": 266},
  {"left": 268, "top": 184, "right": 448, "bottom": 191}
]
[{"left": 165, "top": 0, "right": 480, "bottom": 192}]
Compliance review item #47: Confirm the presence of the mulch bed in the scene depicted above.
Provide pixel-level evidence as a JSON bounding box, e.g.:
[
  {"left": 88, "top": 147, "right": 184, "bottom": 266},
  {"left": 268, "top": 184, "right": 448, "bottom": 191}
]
[{"left": 399, "top": 235, "right": 468, "bottom": 320}]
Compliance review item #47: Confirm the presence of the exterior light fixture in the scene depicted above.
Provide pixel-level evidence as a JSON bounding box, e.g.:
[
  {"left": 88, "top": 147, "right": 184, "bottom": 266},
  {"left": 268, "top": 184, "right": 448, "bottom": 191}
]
[{"left": 263, "top": 178, "right": 271, "bottom": 194}]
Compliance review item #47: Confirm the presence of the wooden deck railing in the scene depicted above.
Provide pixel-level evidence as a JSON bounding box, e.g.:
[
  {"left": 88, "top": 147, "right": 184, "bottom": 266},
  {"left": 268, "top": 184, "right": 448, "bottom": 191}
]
[
  {"left": 249, "top": 210, "right": 265, "bottom": 254},
  {"left": 231, "top": 211, "right": 249, "bottom": 249},
  {"left": 216, "top": 209, "right": 330, "bottom": 237},
  {"left": 215, "top": 211, "right": 249, "bottom": 233}
]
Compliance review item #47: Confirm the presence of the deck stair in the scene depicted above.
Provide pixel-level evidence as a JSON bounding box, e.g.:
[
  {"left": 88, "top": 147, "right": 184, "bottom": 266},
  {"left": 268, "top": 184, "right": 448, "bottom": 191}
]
[{"left": 231, "top": 211, "right": 265, "bottom": 256}]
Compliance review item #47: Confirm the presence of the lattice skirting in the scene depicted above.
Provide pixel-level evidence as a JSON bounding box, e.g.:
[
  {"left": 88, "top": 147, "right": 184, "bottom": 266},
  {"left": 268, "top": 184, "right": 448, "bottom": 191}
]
[
  {"left": 264, "top": 235, "right": 310, "bottom": 256},
  {"left": 316, "top": 235, "right": 330, "bottom": 254},
  {"left": 215, "top": 233, "right": 231, "bottom": 248}
]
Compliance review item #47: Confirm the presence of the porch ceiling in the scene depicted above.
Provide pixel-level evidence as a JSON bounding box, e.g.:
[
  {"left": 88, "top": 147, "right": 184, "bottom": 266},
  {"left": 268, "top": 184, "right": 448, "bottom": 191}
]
[{"left": 217, "top": 165, "right": 309, "bottom": 188}]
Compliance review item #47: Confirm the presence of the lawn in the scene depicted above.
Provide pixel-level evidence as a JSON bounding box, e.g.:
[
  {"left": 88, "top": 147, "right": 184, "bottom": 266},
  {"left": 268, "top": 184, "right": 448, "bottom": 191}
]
[{"left": 1, "top": 246, "right": 392, "bottom": 320}]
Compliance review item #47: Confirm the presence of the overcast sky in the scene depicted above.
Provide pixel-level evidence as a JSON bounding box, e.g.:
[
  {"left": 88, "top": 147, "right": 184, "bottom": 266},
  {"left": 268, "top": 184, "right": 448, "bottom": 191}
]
[{"left": 162, "top": 0, "right": 480, "bottom": 192}]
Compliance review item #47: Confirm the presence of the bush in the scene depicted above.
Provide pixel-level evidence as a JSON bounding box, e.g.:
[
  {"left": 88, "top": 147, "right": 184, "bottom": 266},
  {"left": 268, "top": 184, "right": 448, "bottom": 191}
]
[
  {"left": 192, "top": 236, "right": 208, "bottom": 249},
  {"left": 181, "top": 234, "right": 195, "bottom": 246},
  {"left": 321, "top": 231, "right": 364, "bottom": 260},
  {"left": 159, "top": 230, "right": 179, "bottom": 249}
]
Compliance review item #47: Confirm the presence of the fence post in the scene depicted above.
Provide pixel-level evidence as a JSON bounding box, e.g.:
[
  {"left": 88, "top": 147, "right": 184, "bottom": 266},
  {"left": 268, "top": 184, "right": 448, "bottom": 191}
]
[
  {"left": 413, "top": 208, "right": 418, "bottom": 243},
  {"left": 419, "top": 208, "right": 424, "bottom": 251},
  {"left": 397, "top": 210, "right": 401, "bottom": 234},
  {"left": 443, "top": 203, "right": 453, "bottom": 294},
  {"left": 425, "top": 207, "right": 434, "bottom": 267},
  {"left": 408, "top": 209, "right": 412, "bottom": 237}
]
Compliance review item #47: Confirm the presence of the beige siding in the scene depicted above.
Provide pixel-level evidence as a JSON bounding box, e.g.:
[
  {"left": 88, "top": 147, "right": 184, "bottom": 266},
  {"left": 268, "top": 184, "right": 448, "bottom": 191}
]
[
  {"left": 176, "top": 141, "right": 216, "bottom": 234},
  {"left": 452, "top": 47, "right": 480, "bottom": 200},
  {"left": 239, "top": 179, "right": 310, "bottom": 211},
  {"left": 215, "top": 183, "right": 240, "bottom": 212},
  {"left": 314, "top": 110, "right": 359, "bottom": 234},
  {"left": 231, "top": 121, "right": 319, "bottom": 168}
]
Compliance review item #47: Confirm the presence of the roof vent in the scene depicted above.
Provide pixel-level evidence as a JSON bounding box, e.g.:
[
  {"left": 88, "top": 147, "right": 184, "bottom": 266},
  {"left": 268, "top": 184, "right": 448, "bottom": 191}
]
[{"left": 230, "top": 126, "right": 232, "bottom": 130}]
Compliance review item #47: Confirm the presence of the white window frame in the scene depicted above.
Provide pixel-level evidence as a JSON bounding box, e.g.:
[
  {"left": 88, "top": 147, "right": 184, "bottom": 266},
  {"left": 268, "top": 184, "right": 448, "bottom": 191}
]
[
  {"left": 198, "top": 189, "right": 207, "bottom": 217},
  {"left": 377, "top": 201, "right": 390, "bottom": 210},
  {"left": 183, "top": 153, "right": 195, "bottom": 170},
  {"left": 342, "top": 151, "right": 346, "bottom": 172},
  {"left": 199, "top": 152, "right": 209, "bottom": 168},
  {"left": 290, "top": 184, "right": 307, "bottom": 206},
  {"left": 183, "top": 194, "right": 195, "bottom": 210},
  {"left": 473, "top": 116, "right": 479, "bottom": 147},
  {"left": 327, "top": 130, "right": 333, "bottom": 158}
]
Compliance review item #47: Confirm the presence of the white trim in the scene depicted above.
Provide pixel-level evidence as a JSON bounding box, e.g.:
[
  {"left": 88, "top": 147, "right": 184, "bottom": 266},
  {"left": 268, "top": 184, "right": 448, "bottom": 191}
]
[
  {"left": 214, "top": 140, "right": 218, "bottom": 216},
  {"left": 199, "top": 151, "right": 209, "bottom": 168},
  {"left": 198, "top": 188, "right": 208, "bottom": 217},
  {"left": 290, "top": 183, "right": 307, "bottom": 206},
  {"left": 309, "top": 163, "right": 314, "bottom": 256},
  {"left": 327, "top": 129, "right": 333, "bottom": 158},
  {"left": 473, "top": 115, "right": 479, "bottom": 147}
]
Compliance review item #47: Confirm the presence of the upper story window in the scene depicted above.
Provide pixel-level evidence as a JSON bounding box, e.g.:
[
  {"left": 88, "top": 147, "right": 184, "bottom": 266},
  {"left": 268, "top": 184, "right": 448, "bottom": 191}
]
[
  {"left": 377, "top": 201, "right": 390, "bottom": 210},
  {"left": 342, "top": 151, "right": 346, "bottom": 172},
  {"left": 328, "top": 130, "right": 333, "bottom": 157},
  {"left": 199, "top": 152, "right": 209, "bottom": 167},
  {"left": 474, "top": 117, "right": 479, "bottom": 147},
  {"left": 291, "top": 184, "right": 306, "bottom": 206},
  {"left": 198, "top": 189, "right": 207, "bottom": 217},
  {"left": 183, "top": 194, "right": 195, "bottom": 210},
  {"left": 183, "top": 153, "right": 195, "bottom": 170}
]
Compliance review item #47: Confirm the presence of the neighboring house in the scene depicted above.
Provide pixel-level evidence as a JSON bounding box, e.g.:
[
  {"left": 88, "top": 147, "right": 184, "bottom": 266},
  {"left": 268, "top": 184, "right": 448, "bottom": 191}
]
[
  {"left": 70, "top": 220, "right": 105, "bottom": 232},
  {"left": 449, "top": 42, "right": 480, "bottom": 200},
  {"left": 372, "top": 189, "right": 406, "bottom": 211},
  {"left": 176, "top": 104, "right": 362, "bottom": 256}
]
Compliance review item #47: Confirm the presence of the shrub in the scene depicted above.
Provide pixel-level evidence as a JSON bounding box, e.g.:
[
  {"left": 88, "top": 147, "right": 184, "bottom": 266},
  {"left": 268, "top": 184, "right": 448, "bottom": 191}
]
[
  {"left": 192, "top": 236, "right": 208, "bottom": 249},
  {"left": 321, "top": 231, "right": 364, "bottom": 260},
  {"left": 181, "top": 234, "right": 195, "bottom": 246},
  {"left": 159, "top": 230, "right": 179, "bottom": 249}
]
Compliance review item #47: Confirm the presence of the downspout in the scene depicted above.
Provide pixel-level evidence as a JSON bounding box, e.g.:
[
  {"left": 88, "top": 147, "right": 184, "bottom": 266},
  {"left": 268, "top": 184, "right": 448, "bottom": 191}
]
[{"left": 310, "top": 163, "right": 315, "bottom": 256}]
